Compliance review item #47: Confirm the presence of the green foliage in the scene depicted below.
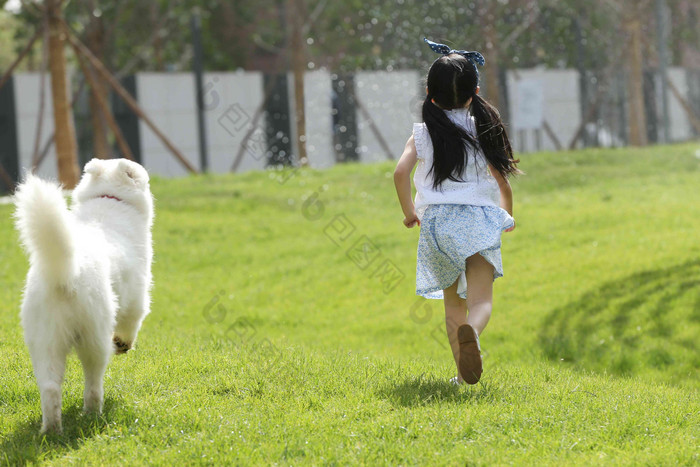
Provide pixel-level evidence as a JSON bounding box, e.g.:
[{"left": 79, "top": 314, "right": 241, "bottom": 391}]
[
  {"left": 0, "top": 11, "right": 20, "bottom": 70},
  {"left": 5, "top": 0, "right": 697, "bottom": 74},
  {"left": 9, "top": 0, "right": 224, "bottom": 72},
  {"left": 0, "top": 143, "right": 699, "bottom": 464}
]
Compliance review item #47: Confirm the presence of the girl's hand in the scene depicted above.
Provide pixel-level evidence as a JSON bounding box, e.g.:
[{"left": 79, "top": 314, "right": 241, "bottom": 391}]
[
  {"left": 504, "top": 219, "right": 515, "bottom": 233},
  {"left": 403, "top": 214, "right": 421, "bottom": 228}
]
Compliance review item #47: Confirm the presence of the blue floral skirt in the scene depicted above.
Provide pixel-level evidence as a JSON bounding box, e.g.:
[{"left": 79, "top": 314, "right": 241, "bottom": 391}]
[{"left": 416, "top": 204, "right": 514, "bottom": 300}]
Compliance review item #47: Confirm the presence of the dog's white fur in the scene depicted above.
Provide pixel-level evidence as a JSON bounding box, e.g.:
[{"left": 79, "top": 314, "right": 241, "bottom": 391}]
[{"left": 14, "top": 158, "right": 153, "bottom": 434}]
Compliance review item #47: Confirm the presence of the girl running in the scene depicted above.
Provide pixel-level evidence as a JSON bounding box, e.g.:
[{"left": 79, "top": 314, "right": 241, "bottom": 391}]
[{"left": 394, "top": 38, "right": 521, "bottom": 384}]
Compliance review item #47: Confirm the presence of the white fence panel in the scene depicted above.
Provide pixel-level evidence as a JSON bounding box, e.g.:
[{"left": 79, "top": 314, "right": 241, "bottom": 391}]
[
  {"left": 136, "top": 73, "right": 199, "bottom": 177},
  {"left": 507, "top": 69, "right": 581, "bottom": 152},
  {"left": 355, "top": 71, "right": 422, "bottom": 163},
  {"left": 304, "top": 70, "right": 334, "bottom": 169},
  {"left": 204, "top": 71, "right": 266, "bottom": 173},
  {"left": 13, "top": 73, "right": 59, "bottom": 180},
  {"left": 8, "top": 68, "right": 698, "bottom": 181},
  {"left": 667, "top": 68, "right": 692, "bottom": 142}
]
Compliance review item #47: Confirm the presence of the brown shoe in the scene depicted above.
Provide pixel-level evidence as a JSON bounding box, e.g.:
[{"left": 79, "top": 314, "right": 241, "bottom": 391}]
[{"left": 458, "top": 324, "right": 482, "bottom": 384}]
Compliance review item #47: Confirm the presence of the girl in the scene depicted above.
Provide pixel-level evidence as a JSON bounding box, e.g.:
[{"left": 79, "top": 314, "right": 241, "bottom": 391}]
[{"left": 394, "top": 38, "right": 520, "bottom": 385}]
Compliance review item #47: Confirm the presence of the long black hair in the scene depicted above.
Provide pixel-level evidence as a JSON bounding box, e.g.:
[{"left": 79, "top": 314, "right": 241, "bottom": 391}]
[{"left": 422, "top": 53, "right": 520, "bottom": 190}]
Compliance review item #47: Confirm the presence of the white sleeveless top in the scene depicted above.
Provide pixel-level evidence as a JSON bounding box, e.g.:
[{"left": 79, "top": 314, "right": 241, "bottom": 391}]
[{"left": 412, "top": 108, "right": 500, "bottom": 220}]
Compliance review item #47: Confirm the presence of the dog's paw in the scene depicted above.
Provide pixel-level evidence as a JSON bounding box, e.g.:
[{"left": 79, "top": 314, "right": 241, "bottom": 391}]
[
  {"left": 83, "top": 402, "right": 103, "bottom": 414},
  {"left": 40, "top": 421, "right": 63, "bottom": 435},
  {"left": 113, "top": 336, "right": 132, "bottom": 354}
]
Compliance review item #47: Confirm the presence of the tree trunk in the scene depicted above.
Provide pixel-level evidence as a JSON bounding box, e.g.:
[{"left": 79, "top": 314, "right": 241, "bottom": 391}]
[
  {"left": 623, "top": 8, "right": 648, "bottom": 146},
  {"left": 288, "top": 0, "right": 308, "bottom": 166},
  {"left": 47, "top": 0, "right": 80, "bottom": 188}
]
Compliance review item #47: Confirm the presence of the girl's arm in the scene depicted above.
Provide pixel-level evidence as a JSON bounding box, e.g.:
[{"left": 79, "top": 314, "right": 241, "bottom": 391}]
[
  {"left": 393, "top": 135, "right": 420, "bottom": 228},
  {"left": 488, "top": 165, "right": 515, "bottom": 232}
]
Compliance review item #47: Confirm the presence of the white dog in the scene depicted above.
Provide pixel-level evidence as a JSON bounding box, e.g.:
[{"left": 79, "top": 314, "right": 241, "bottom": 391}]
[{"left": 14, "top": 158, "right": 154, "bottom": 434}]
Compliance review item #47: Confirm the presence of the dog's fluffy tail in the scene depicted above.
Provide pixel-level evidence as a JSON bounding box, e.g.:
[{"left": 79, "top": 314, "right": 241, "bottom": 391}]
[{"left": 14, "top": 175, "right": 77, "bottom": 286}]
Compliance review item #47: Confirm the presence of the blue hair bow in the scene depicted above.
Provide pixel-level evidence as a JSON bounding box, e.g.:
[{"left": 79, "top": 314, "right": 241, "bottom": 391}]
[{"left": 423, "top": 37, "right": 485, "bottom": 67}]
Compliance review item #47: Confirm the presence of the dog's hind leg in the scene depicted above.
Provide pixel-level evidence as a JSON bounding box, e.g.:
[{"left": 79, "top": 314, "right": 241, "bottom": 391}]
[
  {"left": 29, "top": 341, "right": 69, "bottom": 434},
  {"left": 75, "top": 339, "right": 111, "bottom": 414}
]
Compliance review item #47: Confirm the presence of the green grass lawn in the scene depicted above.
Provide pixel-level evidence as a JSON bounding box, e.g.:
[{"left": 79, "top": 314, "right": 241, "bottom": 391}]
[{"left": 1, "top": 143, "right": 699, "bottom": 465}]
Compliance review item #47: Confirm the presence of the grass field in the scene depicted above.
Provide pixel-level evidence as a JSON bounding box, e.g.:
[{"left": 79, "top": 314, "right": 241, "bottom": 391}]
[{"left": 1, "top": 143, "right": 699, "bottom": 465}]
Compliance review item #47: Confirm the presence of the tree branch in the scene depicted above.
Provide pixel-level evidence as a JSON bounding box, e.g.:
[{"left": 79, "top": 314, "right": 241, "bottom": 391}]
[
  {"left": 0, "top": 27, "right": 41, "bottom": 92},
  {"left": 500, "top": 2, "right": 541, "bottom": 50},
  {"left": 63, "top": 19, "right": 198, "bottom": 173}
]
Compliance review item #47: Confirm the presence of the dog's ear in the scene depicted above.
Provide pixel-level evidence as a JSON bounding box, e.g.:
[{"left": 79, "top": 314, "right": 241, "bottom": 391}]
[
  {"left": 84, "top": 159, "right": 105, "bottom": 177},
  {"left": 118, "top": 159, "right": 148, "bottom": 186}
]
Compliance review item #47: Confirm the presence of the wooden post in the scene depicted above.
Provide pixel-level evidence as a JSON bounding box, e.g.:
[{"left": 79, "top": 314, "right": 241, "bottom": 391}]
[
  {"left": 668, "top": 78, "right": 700, "bottom": 134},
  {"left": 47, "top": 0, "right": 80, "bottom": 188},
  {"left": 231, "top": 74, "right": 280, "bottom": 172},
  {"left": 288, "top": 0, "right": 308, "bottom": 167},
  {"left": 72, "top": 44, "right": 135, "bottom": 161},
  {"left": 351, "top": 88, "right": 395, "bottom": 160},
  {"left": 33, "top": 78, "right": 88, "bottom": 172},
  {"left": 568, "top": 88, "right": 606, "bottom": 150},
  {"left": 542, "top": 121, "right": 563, "bottom": 151},
  {"left": 63, "top": 22, "right": 198, "bottom": 173}
]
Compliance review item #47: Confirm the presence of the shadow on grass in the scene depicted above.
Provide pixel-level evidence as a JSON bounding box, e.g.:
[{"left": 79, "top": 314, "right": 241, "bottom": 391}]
[
  {"left": 0, "top": 398, "right": 126, "bottom": 465},
  {"left": 540, "top": 259, "right": 700, "bottom": 385},
  {"left": 379, "top": 374, "right": 496, "bottom": 407}
]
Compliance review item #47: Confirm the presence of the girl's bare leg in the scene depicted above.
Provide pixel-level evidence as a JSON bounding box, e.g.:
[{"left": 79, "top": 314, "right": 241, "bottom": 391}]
[
  {"left": 443, "top": 279, "right": 467, "bottom": 381},
  {"left": 443, "top": 253, "right": 495, "bottom": 383},
  {"left": 465, "top": 253, "right": 494, "bottom": 336}
]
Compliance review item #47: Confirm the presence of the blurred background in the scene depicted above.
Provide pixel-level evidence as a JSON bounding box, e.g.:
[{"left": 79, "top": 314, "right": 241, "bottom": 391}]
[{"left": 0, "top": 0, "right": 698, "bottom": 190}]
